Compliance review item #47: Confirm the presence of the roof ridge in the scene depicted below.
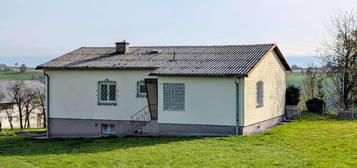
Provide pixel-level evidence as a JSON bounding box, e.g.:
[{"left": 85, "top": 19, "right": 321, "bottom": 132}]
[{"left": 80, "top": 43, "right": 276, "bottom": 48}]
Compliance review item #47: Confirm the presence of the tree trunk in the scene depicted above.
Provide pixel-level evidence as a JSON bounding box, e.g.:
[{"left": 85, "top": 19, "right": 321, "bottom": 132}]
[
  {"left": 43, "top": 110, "right": 46, "bottom": 128},
  {"left": 26, "top": 114, "right": 30, "bottom": 128},
  {"left": 5, "top": 110, "right": 13, "bottom": 130},
  {"left": 8, "top": 117, "right": 13, "bottom": 130},
  {"left": 18, "top": 106, "right": 23, "bottom": 129}
]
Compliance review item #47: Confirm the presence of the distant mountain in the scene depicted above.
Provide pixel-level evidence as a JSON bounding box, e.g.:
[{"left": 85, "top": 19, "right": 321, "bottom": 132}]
[{"left": 285, "top": 56, "right": 323, "bottom": 68}]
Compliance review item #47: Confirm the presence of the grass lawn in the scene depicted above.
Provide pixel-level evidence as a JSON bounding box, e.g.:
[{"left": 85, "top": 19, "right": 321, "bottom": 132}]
[
  {"left": 0, "top": 67, "right": 43, "bottom": 80},
  {"left": 0, "top": 113, "right": 356, "bottom": 168}
]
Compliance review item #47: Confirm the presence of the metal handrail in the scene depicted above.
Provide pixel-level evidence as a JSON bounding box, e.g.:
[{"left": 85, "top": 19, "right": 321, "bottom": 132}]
[{"left": 130, "top": 105, "right": 151, "bottom": 133}]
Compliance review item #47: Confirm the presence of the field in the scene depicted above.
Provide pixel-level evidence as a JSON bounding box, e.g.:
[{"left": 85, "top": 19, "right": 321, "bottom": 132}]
[
  {"left": 0, "top": 113, "right": 356, "bottom": 168},
  {"left": 0, "top": 67, "right": 43, "bottom": 80}
]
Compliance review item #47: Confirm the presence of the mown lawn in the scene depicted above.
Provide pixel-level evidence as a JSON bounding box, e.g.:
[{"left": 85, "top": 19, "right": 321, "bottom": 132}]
[{"left": 0, "top": 113, "right": 356, "bottom": 168}]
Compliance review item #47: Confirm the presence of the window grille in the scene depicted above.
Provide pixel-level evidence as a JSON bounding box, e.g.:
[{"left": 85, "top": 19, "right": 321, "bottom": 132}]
[
  {"left": 98, "top": 79, "right": 117, "bottom": 105},
  {"left": 163, "top": 83, "right": 185, "bottom": 111},
  {"left": 101, "top": 124, "right": 115, "bottom": 134},
  {"left": 136, "top": 80, "right": 147, "bottom": 97},
  {"left": 256, "top": 81, "right": 264, "bottom": 107}
]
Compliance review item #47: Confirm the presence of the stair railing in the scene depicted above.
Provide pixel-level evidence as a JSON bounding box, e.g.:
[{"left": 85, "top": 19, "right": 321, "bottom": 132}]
[{"left": 130, "top": 105, "right": 151, "bottom": 133}]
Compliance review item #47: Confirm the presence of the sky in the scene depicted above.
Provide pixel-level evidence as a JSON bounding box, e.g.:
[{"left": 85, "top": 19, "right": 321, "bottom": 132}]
[{"left": 0, "top": 0, "right": 356, "bottom": 67}]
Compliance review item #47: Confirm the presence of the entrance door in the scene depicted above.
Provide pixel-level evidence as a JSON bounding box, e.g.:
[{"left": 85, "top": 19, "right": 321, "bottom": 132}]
[{"left": 145, "top": 78, "right": 158, "bottom": 120}]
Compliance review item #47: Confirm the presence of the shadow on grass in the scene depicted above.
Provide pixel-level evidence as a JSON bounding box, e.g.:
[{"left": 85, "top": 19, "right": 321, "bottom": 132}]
[{"left": 0, "top": 135, "right": 202, "bottom": 157}]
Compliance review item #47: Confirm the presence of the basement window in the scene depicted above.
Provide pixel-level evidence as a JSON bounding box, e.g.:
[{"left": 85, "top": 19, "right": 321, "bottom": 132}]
[
  {"left": 256, "top": 81, "right": 264, "bottom": 107},
  {"left": 163, "top": 83, "right": 185, "bottom": 111},
  {"left": 98, "top": 79, "right": 117, "bottom": 105},
  {"left": 101, "top": 124, "right": 115, "bottom": 134},
  {"left": 136, "top": 80, "right": 147, "bottom": 97}
]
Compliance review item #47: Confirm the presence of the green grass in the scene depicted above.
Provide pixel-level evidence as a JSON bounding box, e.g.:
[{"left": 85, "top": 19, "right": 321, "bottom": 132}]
[
  {"left": 0, "top": 67, "right": 43, "bottom": 80},
  {"left": 0, "top": 113, "right": 356, "bottom": 168}
]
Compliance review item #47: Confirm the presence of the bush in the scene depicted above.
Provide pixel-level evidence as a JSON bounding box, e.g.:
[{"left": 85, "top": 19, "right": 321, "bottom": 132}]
[
  {"left": 286, "top": 85, "right": 301, "bottom": 106},
  {"left": 305, "top": 98, "right": 325, "bottom": 113}
]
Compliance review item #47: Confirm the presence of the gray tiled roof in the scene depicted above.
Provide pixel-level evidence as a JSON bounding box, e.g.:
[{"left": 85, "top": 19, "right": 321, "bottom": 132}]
[{"left": 37, "top": 44, "right": 290, "bottom": 77}]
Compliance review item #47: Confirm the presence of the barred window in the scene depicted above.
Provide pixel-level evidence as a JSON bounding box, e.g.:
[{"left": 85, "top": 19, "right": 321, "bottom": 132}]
[
  {"left": 256, "top": 81, "right": 264, "bottom": 107},
  {"left": 136, "top": 80, "right": 147, "bottom": 97},
  {"left": 101, "top": 124, "right": 115, "bottom": 134},
  {"left": 98, "top": 79, "right": 117, "bottom": 105},
  {"left": 163, "top": 83, "right": 185, "bottom": 111}
]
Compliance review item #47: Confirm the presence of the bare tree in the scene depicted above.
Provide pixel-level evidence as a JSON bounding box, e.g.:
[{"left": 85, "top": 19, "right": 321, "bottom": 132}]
[
  {"left": 23, "top": 88, "right": 39, "bottom": 128},
  {"left": 321, "top": 10, "right": 357, "bottom": 110},
  {"left": 19, "top": 64, "right": 27, "bottom": 73},
  {"left": 302, "top": 67, "right": 325, "bottom": 101},
  {"left": 35, "top": 87, "right": 46, "bottom": 128},
  {"left": 8, "top": 80, "right": 26, "bottom": 129},
  {"left": 3, "top": 107, "right": 14, "bottom": 130}
]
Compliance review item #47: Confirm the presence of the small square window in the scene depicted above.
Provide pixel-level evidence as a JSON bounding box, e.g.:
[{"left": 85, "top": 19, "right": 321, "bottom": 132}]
[
  {"left": 163, "top": 83, "right": 185, "bottom": 111},
  {"left": 136, "top": 80, "right": 147, "bottom": 97},
  {"left": 101, "top": 124, "right": 115, "bottom": 134}
]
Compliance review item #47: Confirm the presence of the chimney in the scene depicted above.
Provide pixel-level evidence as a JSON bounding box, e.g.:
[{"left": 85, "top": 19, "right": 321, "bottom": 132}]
[{"left": 115, "top": 40, "right": 129, "bottom": 54}]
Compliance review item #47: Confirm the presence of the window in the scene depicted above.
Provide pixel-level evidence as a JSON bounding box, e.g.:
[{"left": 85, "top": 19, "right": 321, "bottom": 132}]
[
  {"left": 136, "top": 80, "right": 147, "bottom": 97},
  {"left": 256, "top": 81, "right": 264, "bottom": 107},
  {"left": 98, "top": 79, "right": 117, "bottom": 105},
  {"left": 101, "top": 124, "right": 115, "bottom": 134},
  {"left": 163, "top": 83, "right": 185, "bottom": 111}
]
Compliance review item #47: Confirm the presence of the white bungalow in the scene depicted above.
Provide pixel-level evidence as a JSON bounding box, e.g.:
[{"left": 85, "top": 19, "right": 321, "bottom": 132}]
[{"left": 37, "top": 41, "right": 291, "bottom": 137}]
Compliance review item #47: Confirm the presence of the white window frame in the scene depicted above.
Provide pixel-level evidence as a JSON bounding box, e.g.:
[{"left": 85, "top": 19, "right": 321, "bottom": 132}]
[
  {"left": 98, "top": 79, "right": 117, "bottom": 105},
  {"left": 256, "top": 81, "right": 264, "bottom": 107},
  {"left": 101, "top": 124, "right": 115, "bottom": 134},
  {"left": 136, "top": 80, "right": 147, "bottom": 97}
]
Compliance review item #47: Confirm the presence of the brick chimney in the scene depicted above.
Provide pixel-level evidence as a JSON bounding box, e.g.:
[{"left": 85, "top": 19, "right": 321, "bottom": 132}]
[{"left": 115, "top": 40, "right": 129, "bottom": 54}]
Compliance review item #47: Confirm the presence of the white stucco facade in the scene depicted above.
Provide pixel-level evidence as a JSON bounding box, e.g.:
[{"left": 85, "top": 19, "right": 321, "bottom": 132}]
[
  {"left": 243, "top": 50, "right": 287, "bottom": 126},
  {"left": 157, "top": 77, "right": 237, "bottom": 126},
  {"left": 46, "top": 50, "right": 287, "bottom": 130},
  {"left": 47, "top": 70, "right": 153, "bottom": 120}
]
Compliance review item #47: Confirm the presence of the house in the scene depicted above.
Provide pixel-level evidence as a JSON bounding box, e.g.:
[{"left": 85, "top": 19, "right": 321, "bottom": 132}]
[
  {"left": 36, "top": 41, "right": 291, "bottom": 137},
  {"left": 0, "top": 80, "right": 45, "bottom": 129}
]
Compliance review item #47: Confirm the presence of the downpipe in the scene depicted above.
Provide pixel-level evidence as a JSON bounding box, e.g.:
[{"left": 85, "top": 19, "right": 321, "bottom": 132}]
[
  {"left": 234, "top": 76, "right": 240, "bottom": 136},
  {"left": 44, "top": 71, "right": 50, "bottom": 137}
]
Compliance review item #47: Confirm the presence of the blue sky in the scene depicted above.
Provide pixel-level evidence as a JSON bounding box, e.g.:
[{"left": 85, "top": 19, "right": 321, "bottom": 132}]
[{"left": 0, "top": 0, "right": 356, "bottom": 67}]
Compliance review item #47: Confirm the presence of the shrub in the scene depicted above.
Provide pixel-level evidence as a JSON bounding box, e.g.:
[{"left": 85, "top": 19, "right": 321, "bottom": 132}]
[
  {"left": 286, "top": 85, "right": 301, "bottom": 106},
  {"left": 305, "top": 98, "right": 325, "bottom": 113}
]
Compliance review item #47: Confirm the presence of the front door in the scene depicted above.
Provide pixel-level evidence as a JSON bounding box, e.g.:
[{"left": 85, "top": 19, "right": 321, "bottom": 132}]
[{"left": 145, "top": 78, "right": 158, "bottom": 120}]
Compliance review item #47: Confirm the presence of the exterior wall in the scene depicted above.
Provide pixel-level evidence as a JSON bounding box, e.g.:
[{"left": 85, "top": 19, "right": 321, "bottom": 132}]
[
  {"left": 157, "top": 77, "right": 236, "bottom": 126},
  {"left": 158, "top": 123, "right": 236, "bottom": 135},
  {"left": 47, "top": 70, "right": 153, "bottom": 121},
  {"left": 48, "top": 118, "right": 159, "bottom": 137},
  {"left": 240, "top": 115, "right": 283, "bottom": 135},
  {"left": 243, "top": 50, "right": 287, "bottom": 126}
]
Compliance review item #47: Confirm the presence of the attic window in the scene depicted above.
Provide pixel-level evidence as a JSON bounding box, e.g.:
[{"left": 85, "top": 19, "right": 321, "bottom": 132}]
[
  {"left": 98, "top": 79, "right": 117, "bottom": 105},
  {"left": 149, "top": 49, "right": 161, "bottom": 54}
]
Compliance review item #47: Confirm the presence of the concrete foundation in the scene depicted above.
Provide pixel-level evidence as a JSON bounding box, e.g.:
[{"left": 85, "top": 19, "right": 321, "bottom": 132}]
[
  {"left": 48, "top": 115, "right": 283, "bottom": 138},
  {"left": 240, "top": 115, "right": 283, "bottom": 135}
]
